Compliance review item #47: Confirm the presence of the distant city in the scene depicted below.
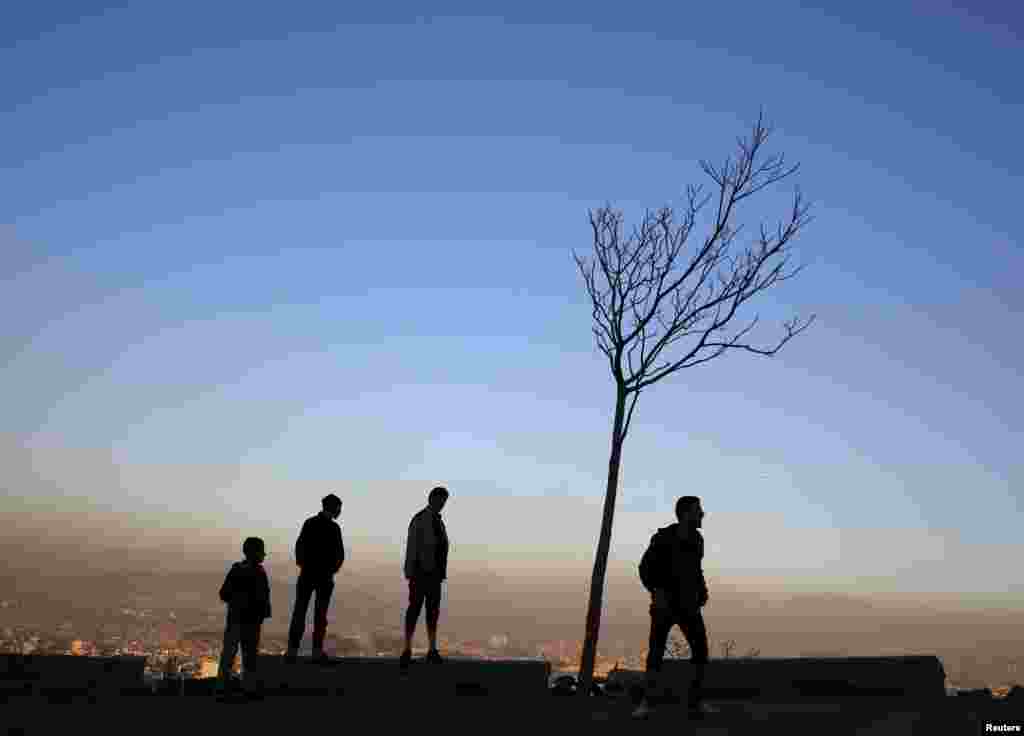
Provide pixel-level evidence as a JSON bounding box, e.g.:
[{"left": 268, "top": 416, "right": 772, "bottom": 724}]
[
  {"left": 0, "top": 599, "right": 636, "bottom": 684},
  {"left": 1, "top": 594, "right": 1020, "bottom": 694}
]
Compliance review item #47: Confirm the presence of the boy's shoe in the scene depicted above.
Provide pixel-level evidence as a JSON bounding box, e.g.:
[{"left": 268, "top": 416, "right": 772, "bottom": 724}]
[
  {"left": 283, "top": 648, "right": 298, "bottom": 664},
  {"left": 631, "top": 698, "right": 653, "bottom": 719},
  {"left": 399, "top": 649, "right": 412, "bottom": 672},
  {"left": 309, "top": 651, "right": 331, "bottom": 665},
  {"left": 425, "top": 648, "right": 444, "bottom": 664}
]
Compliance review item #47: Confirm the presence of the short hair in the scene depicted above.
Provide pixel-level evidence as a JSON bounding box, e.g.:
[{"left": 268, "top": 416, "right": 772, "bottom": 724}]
[
  {"left": 428, "top": 486, "right": 449, "bottom": 501},
  {"left": 675, "top": 496, "right": 701, "bottom": 518},
  {"left": 322, "top": 493, "right": 342, "bottom": 510},
  {"left": 242, "top": 537, "right": 265, "bottom": 559}
]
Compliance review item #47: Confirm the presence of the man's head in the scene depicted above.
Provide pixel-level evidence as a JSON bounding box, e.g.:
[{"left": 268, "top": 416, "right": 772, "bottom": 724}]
[
  {"left": 675, "top": 496, "right": 704, "bottom": 527},
  {"left": 242, "top": 536, "right": 266, "bottom": 563},
  {"left": 427, "top": 486, "right": 449, "bottom": 514},
  {"left": 322, "top": 493, "right": 342, "bottom": 520}
]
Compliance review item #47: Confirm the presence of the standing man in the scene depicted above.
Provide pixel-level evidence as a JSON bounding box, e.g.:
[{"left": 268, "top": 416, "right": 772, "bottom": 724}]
[
  {"left": 400, "top": 486, "right": 450, "bottom": 671},
  {"left": 632, "top": 495, "right": 718, "bottom": 719},
  {"left": 285, "top": 493, "right": 344, "bottom": 664}
]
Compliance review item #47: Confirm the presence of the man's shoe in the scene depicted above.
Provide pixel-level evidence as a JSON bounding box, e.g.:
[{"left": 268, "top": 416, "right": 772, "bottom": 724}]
[
  {"left": 309, "top": 651, "right": 330, "bottom": 665},
  {"left": 399, "top": 649, "right": 412, "bottom": 672},
  {"left": 283, "top": 647, "right": 298, "bottom": 664},
  {"left": 631, "top": 698, "right": 653, "bottom": 719},
  {"left": 425, "top": 648, "right": 444, "bottom": 664}
]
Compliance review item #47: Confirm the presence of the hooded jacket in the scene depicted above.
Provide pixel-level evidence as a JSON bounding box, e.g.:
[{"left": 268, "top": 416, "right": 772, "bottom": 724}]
[
  {"left": 403, "top": 507, "right": 449, "bottom": 580},
  {"left": 219, "top": 560, "right": 271, "bottom": 622},
  {"left": 638, "top": 522, "right": 709, "bottom": 609},
  {"left": 295, "top": 512, "right": 345, "bottom": 577}
]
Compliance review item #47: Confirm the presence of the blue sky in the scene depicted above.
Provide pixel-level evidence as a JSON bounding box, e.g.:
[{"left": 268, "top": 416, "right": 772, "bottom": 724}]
[{"left": 2, "top": 1, "right": 1021, "bottom": 594}]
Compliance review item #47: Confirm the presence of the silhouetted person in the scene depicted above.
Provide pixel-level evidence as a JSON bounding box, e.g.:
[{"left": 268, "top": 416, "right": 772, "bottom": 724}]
[
  {"left": 399, "top": 486, "right": 450, "bottom": 671},
  {"left": 285, "top": 494, "right": 344, "bottom": 663},
  {"left": 216, "top": 536, "right": 271, "bottom": 701},
  {"left": 633, "top": 496, "right": 718, "bottom": 719}
]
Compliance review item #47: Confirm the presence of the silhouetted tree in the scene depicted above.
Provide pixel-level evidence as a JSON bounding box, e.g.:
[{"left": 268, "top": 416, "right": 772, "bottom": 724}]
[{"left": 574, "top": 111, "right": 815, "bottom": 696}]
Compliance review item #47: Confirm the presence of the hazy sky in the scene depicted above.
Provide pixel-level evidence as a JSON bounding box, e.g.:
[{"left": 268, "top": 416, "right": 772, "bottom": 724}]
[{"left": 3, "top": 2, "right": 1021, "bottom": 595}]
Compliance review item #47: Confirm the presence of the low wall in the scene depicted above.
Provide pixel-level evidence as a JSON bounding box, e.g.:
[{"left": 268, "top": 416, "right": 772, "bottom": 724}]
[
  {"left": 607, "top": 656, "right": 947, "bottom": 700},
  {"left": 257, "top": 656, "right": 551, "bottom": 698}
]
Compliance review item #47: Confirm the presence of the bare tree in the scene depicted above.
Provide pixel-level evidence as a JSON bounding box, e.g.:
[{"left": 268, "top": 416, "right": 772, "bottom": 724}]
[{"left": 573, "top": 111, "right": 815, "bottom": 696}]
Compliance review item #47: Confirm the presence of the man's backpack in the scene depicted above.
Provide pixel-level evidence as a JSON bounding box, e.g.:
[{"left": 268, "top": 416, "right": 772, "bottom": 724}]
[{"left": 638, "top": 540, "right": 658, "bottom": 592}]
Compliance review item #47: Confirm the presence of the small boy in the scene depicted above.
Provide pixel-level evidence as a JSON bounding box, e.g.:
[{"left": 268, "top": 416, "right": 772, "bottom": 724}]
[{"left": 216, "top": 536, "right": 271, "bottom": 700}]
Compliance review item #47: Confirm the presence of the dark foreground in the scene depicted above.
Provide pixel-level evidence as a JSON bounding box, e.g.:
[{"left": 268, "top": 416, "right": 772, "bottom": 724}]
[
  {"left": 2, "top": 654, "right": 1021, "bottom": 734},
  {"left": 3, "top": 691, "right": 1022, "bottom": 736}
]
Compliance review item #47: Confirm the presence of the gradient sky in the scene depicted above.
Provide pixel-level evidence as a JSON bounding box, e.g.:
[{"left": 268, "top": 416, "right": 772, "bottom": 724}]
[{"left": 3, "top": 2, "right": 1021, "bottom": 595}]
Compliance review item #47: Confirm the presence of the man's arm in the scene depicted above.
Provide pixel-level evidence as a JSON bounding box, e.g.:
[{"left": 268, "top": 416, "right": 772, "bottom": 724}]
[
  {"left": 416, "top": 514, "right": 436, "bottom": 575},
  {"left": 697, "top": 534, "right": 709, "bottom": 606},
  {"left": 403, "top": 516, "right": 418, "bottom": 578},
  {"left": 294, "top": 520, "right": 309, "bottom": 568},
  {"left": 334, "top": 526, "right": 344, "bottom": 574},
  {"left": 262, "top": 568, "right": 272, "bottom": 619},
  {"left": 404, "top": 513, "right": 431, "bottom": 576}
]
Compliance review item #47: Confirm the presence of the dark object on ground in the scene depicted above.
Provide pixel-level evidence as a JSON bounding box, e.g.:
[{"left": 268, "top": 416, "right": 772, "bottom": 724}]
[
  {"left": 609, "top": 655, "right": 946, "bottom": 701},
  {"left": 549, "top": 675, "right": 603, "bottom": 697},
  {"left": 550, "top": 675, "right": 576, "bottom": 696},
  {"left": 603, "top": 678, "right": 626, "bottom": 697},
  {"left": 454, "top": 681, "right": 488, "bottom": 696},
  {"left": 957, "top": 687, "right": 993, "bottom": 700}
]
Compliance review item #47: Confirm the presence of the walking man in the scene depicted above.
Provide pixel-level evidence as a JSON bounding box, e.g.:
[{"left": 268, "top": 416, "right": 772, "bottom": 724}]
[
  {"left": 633, "top": 495, "right": 718, "bottom": 719},
  {"left": 285, "top": 493, "right": 345, "bottom": 663},
  {"left": 399, "top": 486, "right": 450, "bottom": 671}
]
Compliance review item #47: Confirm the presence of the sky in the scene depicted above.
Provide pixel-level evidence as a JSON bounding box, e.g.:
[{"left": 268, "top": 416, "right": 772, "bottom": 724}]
[{"left": 2, "top": 1, "right": 1021, "bottom": 597}]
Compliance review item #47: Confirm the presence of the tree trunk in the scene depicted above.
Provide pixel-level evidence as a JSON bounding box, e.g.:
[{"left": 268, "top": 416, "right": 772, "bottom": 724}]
[{"left": 576, "top": 385, "right": 628, "bottom": 696}]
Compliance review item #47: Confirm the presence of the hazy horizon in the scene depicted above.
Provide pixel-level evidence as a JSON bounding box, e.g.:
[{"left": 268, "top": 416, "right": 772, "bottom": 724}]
[{"left": 4, "top": 476, "right": 1022, "bottom": 610}]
